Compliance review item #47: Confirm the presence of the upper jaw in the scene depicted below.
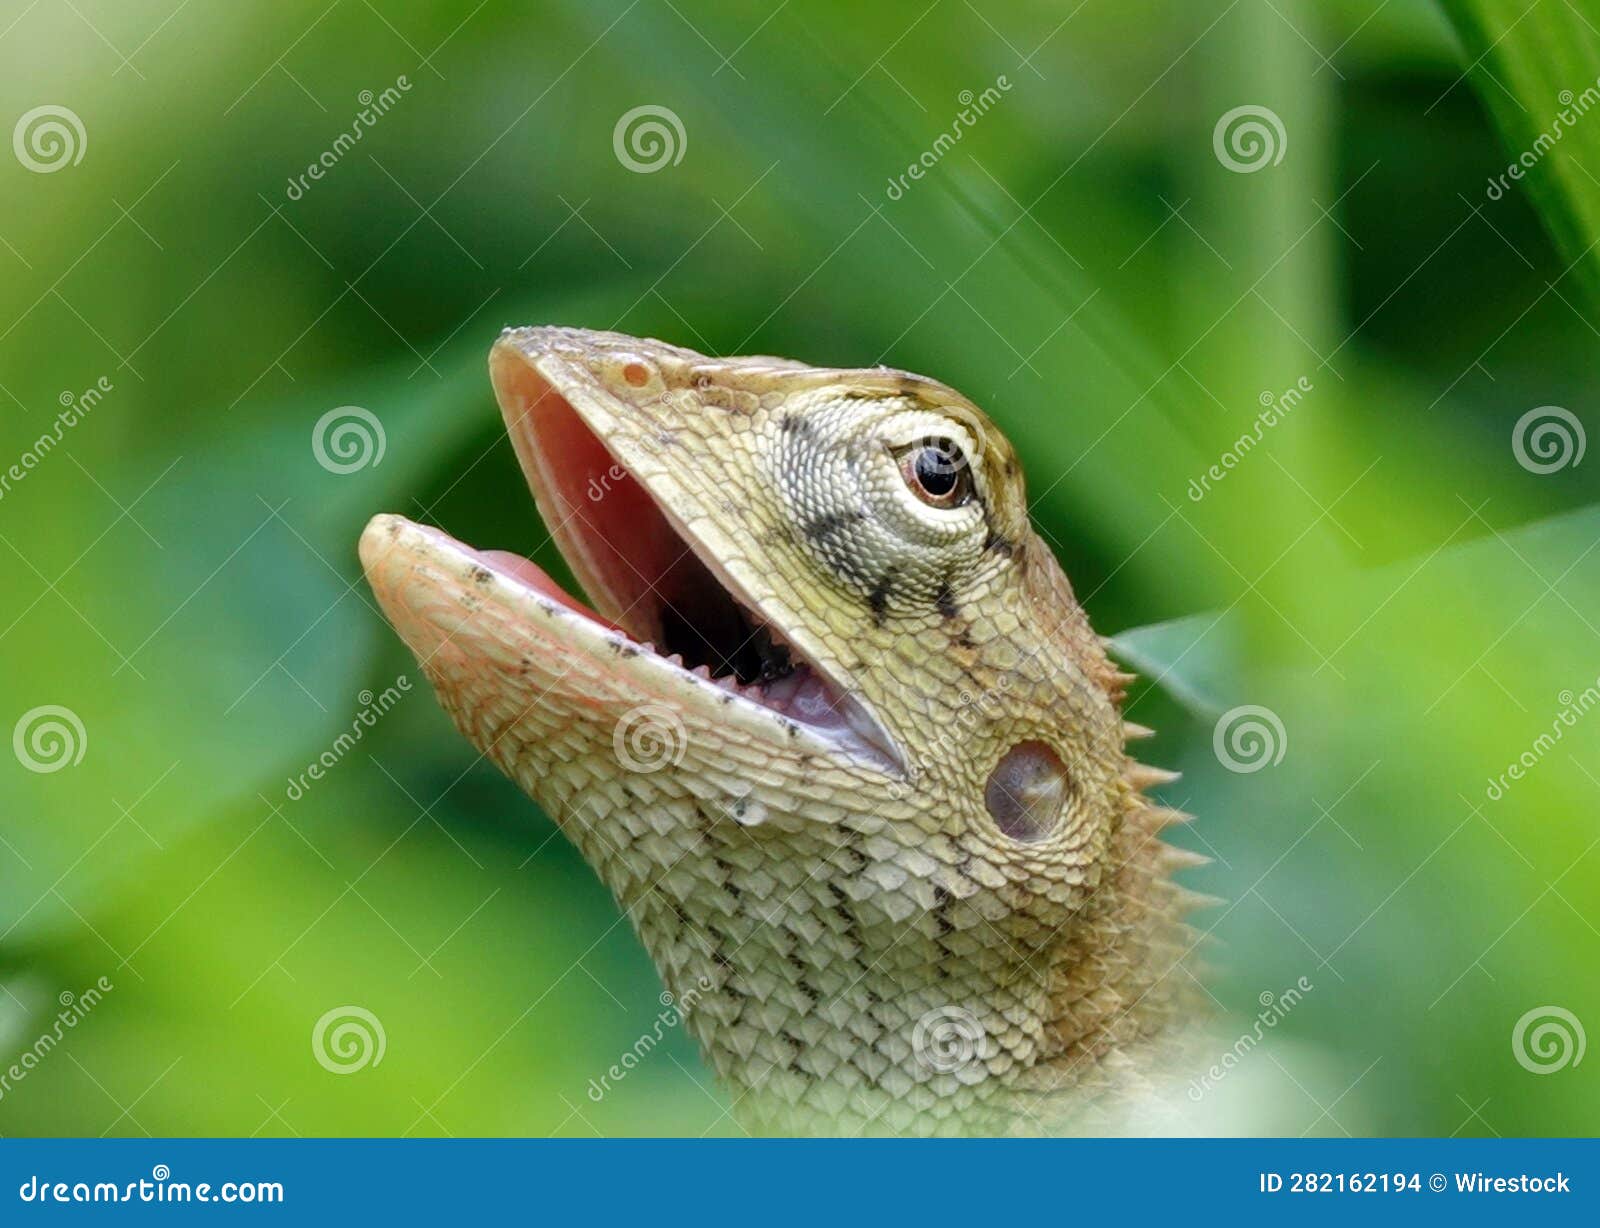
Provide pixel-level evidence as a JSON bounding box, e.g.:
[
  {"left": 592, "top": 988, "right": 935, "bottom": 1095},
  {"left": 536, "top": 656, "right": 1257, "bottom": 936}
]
[{"left": 359, "top": 327, "right": 904, "bottom": 778}]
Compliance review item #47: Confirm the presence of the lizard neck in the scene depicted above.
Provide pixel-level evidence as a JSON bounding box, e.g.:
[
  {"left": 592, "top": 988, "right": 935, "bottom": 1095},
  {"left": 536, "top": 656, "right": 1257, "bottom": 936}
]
[{"left": 614, "top": 795, "right": 1184, "bottom": 1136}]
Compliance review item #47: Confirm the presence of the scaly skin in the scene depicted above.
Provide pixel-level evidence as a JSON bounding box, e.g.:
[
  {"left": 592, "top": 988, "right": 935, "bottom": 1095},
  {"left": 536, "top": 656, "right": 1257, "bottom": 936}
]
[{"left": 360, "top": 327, "right": 1203, "bottom": 1135}]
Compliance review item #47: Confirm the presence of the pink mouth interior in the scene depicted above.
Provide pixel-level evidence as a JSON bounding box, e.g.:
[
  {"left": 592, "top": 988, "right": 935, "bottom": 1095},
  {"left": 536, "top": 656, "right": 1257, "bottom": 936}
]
[{"left": 470, "top": 354, "right": 900, "bottom": 768}]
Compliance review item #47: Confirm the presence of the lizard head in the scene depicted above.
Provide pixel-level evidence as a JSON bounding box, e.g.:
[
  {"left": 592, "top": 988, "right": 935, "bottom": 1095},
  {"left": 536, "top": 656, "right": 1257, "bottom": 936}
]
[{"left": 360, "top": 327, "right": 1189, "bottom": 1133}]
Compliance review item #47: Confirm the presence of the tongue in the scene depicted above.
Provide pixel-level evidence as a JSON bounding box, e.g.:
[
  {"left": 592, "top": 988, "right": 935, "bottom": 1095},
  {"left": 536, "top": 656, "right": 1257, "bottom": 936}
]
[
  {"left": 477, "top": 549, "right": 623, "bottom": 630},
  {"left": 760, "top": 668, "right": 850, "bottom": 731}
]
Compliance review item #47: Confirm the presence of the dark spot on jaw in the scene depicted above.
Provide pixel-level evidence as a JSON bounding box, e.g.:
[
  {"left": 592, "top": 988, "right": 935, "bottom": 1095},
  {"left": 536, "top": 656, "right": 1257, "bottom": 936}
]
[
  {"left": 972, "top": 490, "right": 1013, "bottom": 556},
  {"left": 897, "top": 376, "right": 926, "bottom": 397},
  {"left": 779, "top": 412, "right": 811, "bottom": 437},
  {"left": 714, "top": 855, "right": 741, "bottom": 901},
  {"left": 470, "top": 566, "right": 493, "bottom": 585},
  {"left": 801, "top": 510, "right": 863, "bottom": 543},
  {"left": 934, "top": 580, "right": 960, "bottom": 620},
  {"left": 984, "top": 528, "right": 1016, "bottom": 556},
  {"left": 780, "top": 1029, "right": 807, "bottom": 1072},
  {"left": 867, "top": 571, "right": 894, "bottom": 626}
]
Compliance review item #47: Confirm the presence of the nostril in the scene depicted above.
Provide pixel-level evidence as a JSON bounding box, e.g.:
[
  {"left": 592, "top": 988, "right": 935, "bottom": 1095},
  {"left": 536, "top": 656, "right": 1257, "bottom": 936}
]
[{"left": 622, "top": 362, "right": 650, "bottom": 388}]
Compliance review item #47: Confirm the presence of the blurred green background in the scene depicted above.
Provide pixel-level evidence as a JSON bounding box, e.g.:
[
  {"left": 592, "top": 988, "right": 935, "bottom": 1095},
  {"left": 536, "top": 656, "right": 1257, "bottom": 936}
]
[{"left": 1, "top": 0, "right": 1597, "bottom": 1136}]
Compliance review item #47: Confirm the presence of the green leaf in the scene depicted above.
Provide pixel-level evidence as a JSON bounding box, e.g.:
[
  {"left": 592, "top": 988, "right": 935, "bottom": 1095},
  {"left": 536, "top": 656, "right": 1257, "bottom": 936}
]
[{"left": 1440, "top": 0, "right": 1600, "bottom": 304}]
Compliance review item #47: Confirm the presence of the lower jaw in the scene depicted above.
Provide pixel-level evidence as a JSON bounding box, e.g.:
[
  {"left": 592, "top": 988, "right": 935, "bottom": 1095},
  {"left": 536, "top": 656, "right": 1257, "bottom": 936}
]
[{"left": 362, "top": 514, "right": 899, "bottom": 782}]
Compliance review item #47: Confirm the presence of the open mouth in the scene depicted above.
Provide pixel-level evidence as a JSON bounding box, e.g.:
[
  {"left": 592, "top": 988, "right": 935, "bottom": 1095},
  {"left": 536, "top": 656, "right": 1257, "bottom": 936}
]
[{"left": 439, "top": 344, "right": 902, "bottom": 773}]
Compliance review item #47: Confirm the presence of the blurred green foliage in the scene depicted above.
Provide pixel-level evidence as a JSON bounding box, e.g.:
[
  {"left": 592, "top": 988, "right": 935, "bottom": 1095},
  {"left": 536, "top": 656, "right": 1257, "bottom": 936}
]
[{"left": 0, "top": 0, "right": 1595, "bottom": 1135}]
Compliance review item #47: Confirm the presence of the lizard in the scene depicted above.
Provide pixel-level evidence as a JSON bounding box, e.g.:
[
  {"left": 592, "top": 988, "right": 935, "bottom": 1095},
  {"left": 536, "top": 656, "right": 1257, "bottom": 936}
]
[{"left": 359, "top": 326, "right": 1206, "bottom": 1135}]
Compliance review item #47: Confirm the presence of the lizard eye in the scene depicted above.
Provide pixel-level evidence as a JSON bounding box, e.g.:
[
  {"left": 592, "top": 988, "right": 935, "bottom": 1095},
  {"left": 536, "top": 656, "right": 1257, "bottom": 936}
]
[{"left": 898, "top": 438, "right": 973, "bottom": 508}]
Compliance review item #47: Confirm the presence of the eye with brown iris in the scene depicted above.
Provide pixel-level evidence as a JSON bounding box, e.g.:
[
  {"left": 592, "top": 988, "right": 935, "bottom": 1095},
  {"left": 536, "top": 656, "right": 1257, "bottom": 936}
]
[{"left": 897, "top": 437, "right": 973, "bottom": 508}]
